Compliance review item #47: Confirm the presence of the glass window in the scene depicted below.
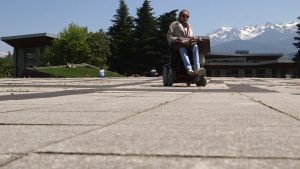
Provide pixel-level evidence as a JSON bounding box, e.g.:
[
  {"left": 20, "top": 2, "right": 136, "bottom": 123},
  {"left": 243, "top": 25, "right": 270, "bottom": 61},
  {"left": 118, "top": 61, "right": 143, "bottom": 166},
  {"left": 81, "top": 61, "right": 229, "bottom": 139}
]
[
  {"left": 245, "top": 69, "right": 252, "bottom": 77},
  {"left": 24, "top": 48, "right": 36, "bottom": 64},
  {"left": 256, "top": 69, "right": 265, "bottom": 78},
  {"left": 272, "top": 69, "right": 277, "bottom": 78},
  {"left": 226, "top": 69, "right": 239, "bottom": 77}
]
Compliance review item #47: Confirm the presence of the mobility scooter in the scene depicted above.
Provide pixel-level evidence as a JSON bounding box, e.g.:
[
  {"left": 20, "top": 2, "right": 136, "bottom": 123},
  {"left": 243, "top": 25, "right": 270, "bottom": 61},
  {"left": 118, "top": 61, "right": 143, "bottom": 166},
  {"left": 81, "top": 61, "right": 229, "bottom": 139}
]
[{"left": 163, "top": 36, "right": 211, "bottom": 87}]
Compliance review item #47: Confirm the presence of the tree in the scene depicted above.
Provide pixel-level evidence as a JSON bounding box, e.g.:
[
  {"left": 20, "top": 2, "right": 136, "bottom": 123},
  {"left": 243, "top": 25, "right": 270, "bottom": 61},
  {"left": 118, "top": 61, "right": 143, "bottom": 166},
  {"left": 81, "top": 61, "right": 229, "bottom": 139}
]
[
  {"left": 135, "top": 0, "right": 159, "bottom": 74},
  {"left": 58, "top": 23, "right": 90, "bottom": 64},
  {"left": 87, "top": 30, "right": 111, "bottom": 67},
  {"left": 294, "top": 17, "right": 300, "bottom": 78},
  {"left": 0, "top": 52, "right": 13, "bottom": 78},
  {"left": 155, "top": 10, "right": 178, "bottom": 72},
  {"left": 42, "top": 23, "right": 91, "bottom": 65},
  {"left": 108, "top": 0, "right": 136, "bottom": 75},
  {"left": 41, "top": 23, "right": 111, "bottom": 67}
]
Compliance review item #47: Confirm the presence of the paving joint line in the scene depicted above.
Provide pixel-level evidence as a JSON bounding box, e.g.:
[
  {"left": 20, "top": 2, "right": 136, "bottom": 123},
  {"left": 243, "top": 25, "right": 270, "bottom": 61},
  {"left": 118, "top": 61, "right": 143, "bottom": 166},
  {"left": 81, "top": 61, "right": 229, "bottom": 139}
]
[
  {"left": 34, "top": 151, "right": 300, "bottom": 161},
  {"left": 0, "top": 156, "right": 25, "bottom": 168},
  {"left": 0, "top": 89, "right": 147, "bottom": 114},
  {"left": 0, "top": 107, "right": 46, "bottom": 114},
  {"left": 235, "top": 91, "right": 300, "bottom": 122},
  {"left": 0, "top": 123, "right": 103, "bottom": 127}
]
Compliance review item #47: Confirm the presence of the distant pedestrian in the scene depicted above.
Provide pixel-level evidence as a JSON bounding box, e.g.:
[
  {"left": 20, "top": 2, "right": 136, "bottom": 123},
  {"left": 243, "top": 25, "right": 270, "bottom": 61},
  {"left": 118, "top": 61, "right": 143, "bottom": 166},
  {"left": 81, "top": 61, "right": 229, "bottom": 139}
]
[
  {"left": 99, "top": 67, "right": 106, "bottom": 78},
  {"left": 150, "top": 68, "right": 158, "bottom": 77}
]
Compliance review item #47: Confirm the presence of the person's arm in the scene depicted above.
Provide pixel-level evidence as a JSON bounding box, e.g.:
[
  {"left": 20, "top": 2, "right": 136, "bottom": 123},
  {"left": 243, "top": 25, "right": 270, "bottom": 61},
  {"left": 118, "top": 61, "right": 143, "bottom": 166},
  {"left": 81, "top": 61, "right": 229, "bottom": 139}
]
[
  {"left": 167, "top": 23, "right": 178, "bottom": 44},
  {"left": 187, "top": 25, "right": 195, "bottom": 39}
]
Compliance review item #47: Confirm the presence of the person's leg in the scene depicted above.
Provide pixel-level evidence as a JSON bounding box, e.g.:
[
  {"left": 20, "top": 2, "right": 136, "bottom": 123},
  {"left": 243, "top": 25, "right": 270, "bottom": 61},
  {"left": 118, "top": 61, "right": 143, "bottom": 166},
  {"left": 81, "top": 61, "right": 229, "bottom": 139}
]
[
  {"left": 192, "top": 44, "right": 201, "bottom": 69},
  {"left": 179, "top": 47, "right": 192, "bottom": 70},
  {"left": 192, "top": 45, "right": 205, "bottom": 76}
]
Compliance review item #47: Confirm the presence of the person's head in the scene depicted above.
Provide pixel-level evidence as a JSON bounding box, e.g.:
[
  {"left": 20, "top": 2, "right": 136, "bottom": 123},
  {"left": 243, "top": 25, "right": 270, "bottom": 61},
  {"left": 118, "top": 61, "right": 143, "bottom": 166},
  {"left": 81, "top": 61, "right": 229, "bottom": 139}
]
[
  {"left": 178, "top": 10, "right": 190, "bottom": 24},
  {"left": 100, "top": 66, "right": 103, "bottom": 69}
]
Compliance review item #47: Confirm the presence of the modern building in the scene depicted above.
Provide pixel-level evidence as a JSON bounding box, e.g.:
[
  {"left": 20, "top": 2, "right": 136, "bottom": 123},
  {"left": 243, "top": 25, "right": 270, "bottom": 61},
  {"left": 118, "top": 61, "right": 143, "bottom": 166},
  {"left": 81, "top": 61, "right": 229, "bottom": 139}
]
[
  {"left": 204, "top": 52, "right": 295, "bottom": 78},
  {"left": 1, "top": 33, "right": 296, "bottom": 78},
  {"left": 198, "top": 38, "right": 296, "bottom": 78},
  {"left": 1, "top": 33, "right": 56, "bottom": 77}
]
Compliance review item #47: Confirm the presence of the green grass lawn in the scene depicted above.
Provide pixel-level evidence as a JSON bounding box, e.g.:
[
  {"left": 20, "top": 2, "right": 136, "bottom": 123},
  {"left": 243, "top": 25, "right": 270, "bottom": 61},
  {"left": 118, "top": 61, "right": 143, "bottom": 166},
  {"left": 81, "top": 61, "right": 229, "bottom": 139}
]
[{"left": 38, "top": 67, "right": 124, "bottom": 78}]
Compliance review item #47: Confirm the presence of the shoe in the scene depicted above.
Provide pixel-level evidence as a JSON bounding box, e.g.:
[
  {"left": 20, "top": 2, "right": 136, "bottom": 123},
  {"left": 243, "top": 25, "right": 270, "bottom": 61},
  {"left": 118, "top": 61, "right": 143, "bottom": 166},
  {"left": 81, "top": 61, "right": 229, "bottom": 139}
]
[
  {"left": 195, "top": 68, "right": 205, "bottom": 76},
  {"left": 187, "top": 69, "right": 194, "bottom": 76}
]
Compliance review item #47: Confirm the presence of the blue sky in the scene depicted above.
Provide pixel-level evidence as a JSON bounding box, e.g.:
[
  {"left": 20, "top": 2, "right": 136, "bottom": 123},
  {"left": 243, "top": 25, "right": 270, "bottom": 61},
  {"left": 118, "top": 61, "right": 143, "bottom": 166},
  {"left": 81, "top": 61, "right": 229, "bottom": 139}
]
[{"left": 1, "top": 0, "right": 300, "bottom": 53}]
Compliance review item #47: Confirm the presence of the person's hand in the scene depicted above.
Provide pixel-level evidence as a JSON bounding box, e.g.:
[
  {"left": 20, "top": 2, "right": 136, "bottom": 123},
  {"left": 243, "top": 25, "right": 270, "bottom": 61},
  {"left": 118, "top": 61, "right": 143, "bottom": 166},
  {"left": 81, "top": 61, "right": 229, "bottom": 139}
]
[
  {"left": 178, "top": 37, "right": 187, "bottom": 41},
  {"left": 189, "top": 38, "right": 197, "bottom": 46}
]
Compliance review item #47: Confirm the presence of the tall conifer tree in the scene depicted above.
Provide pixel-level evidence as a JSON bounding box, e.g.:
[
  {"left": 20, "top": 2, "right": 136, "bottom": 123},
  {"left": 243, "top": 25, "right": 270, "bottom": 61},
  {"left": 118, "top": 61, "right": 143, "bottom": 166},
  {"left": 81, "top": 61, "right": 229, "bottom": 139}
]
[
  {"left": 155, "top": 10, "right": 178, "bottom": 72},
  {"left": 135, "top": 0, "right": 158, "bottom": 74},
  {"left": 293, "top": 17, "right": 300, "bottom": 77},
  {"left": 108, "top": 0, "right": 135, "bottom": 75}
]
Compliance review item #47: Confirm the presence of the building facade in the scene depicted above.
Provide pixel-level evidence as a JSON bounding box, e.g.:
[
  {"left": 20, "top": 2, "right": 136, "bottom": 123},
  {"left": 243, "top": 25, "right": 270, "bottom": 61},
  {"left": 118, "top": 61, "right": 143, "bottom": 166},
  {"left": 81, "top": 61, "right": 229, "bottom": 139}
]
[
  {"left": 204, "top": 52, "right": 295, "bottom": 78},
  {"left": 1, "top": 33, "right": 56, "bottom": 77},
  {"left": 1, "top": 33, "right": 296, "bottom": 78}
]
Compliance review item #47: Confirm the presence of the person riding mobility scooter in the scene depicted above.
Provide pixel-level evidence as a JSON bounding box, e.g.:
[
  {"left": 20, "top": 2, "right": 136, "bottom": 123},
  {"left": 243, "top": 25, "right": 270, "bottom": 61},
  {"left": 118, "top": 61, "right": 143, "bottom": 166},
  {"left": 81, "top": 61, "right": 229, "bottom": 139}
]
[
  {"left": 163, "top": 10, "right": 210, "bottom": 87},
  {"left": 163, "top": 37, "right": 210, "bottom": 87}
]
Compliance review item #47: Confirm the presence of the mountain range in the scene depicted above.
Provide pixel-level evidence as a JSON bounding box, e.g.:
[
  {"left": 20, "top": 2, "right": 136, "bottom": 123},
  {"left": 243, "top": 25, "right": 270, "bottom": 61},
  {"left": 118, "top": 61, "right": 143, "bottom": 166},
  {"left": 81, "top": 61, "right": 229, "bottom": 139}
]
[{"left": 207, "top": 21, "right": 299, "bottom": 57}]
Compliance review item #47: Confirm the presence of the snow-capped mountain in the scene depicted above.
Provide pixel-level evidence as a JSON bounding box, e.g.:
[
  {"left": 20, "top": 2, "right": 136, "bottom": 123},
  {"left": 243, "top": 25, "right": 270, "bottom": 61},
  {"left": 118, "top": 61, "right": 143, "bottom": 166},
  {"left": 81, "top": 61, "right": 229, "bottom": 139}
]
[
  {"left": 208, "top": 21, "right": 299, "bottom": 55},
  {"left": 208, "top": 21, "right": 298, "bottom": 44}
]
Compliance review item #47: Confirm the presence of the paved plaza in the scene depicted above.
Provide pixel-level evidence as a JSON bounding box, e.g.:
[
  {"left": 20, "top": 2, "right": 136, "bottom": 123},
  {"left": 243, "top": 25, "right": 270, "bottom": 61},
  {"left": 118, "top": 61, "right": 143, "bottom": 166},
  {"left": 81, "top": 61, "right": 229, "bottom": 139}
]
[{"left": 0, "top": 77, "right": 300, "bottom": 169}]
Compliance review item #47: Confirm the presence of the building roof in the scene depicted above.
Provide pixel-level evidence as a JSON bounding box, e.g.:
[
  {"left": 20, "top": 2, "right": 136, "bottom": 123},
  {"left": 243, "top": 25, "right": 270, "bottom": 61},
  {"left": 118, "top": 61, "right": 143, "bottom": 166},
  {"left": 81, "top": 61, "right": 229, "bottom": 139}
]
[
  {"left": 205, "top": 56, "right": 295, "bottom": 69},
  {"left": 1, "top": 33, "right": 56, "bottom": 48},
  {"left": 206, "top": 52, "right": 283, "bottom": 60}
]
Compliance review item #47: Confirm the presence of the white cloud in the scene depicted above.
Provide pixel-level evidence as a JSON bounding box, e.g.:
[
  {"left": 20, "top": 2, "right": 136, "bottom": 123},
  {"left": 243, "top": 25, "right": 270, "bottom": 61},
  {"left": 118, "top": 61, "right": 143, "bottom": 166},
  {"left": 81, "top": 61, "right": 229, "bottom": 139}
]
[{"left": 0, "top": 51, "right": 8, "bottom": 58}]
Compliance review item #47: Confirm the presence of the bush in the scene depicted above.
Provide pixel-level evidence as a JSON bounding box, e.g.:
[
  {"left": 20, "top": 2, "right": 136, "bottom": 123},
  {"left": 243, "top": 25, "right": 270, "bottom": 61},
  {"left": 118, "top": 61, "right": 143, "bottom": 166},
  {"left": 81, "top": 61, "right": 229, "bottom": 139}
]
[{"left": 0, "top": 56, "right": 13, "bottom": 78}]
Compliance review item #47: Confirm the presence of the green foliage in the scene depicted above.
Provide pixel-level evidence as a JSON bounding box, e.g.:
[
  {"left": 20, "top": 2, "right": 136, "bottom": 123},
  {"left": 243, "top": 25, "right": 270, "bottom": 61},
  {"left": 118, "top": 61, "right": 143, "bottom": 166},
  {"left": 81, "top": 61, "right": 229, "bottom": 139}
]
[
  {"left": 155, "top": 10, "right": 178, "bottom": 72},
  {"left": 294, "top": 16, "right": 300, "bottom": 77},
  {"left": 108, "top": 0, "right": 136, "bottom": 75},
  {"left": 87, "top": 30, "right": 111, "bottom": 67},
  {"left": 58, "top": 23, "right": 90, "bottom": 64},
  {"left": 41, "top": 23, "right": 90, "bottom": 65},
  {"left": 109, "top": 0, "right": 134, "bottom": 37},
  {"left": 40, "top": 46, "right": 57, "bottom": 65},
  {"left": 40, "top": 1, "right": 180, "bottom": 76},
  {"left": 107, "top": 1, "right": 179, "bottom": 75},
  {"left": 0, "top": 53, "right": 13, "bottom": 78},
  {"left": 135, "top": 0, "right": 157, "bottom": 40},
  {"left": 134, "top": 0, "right": 159, "bottom": 73},
  {"left": 38, "top": 67, "right": 123, "bottom": 78},
  {"left": 41, "top": 23, "right": 111, "bottom": 67}
]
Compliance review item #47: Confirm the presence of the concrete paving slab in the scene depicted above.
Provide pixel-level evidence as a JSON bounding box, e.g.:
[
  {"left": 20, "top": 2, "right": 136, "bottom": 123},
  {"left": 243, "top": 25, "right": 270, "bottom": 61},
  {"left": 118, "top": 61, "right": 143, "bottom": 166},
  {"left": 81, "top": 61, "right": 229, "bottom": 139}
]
[
  {"left": 0, "top": 155, "right": 20, "bottom": 167},
  {"left": 0, "top": 94, "right": 100, "bottom": 107},
  {"left": 126, "top": 92, "right": 300, "bottom": 127},
  {"left": 0, "top": 126, "right": 98, "bottom": 154},
  {"left": 0, "top": 105, "right": 45, "bottom": 113},
  {"left": 2, "top": 154, "right": 300, "bottom": 169},
  {"left": 38, "top": 124, "right": 300, "bottom": 158},
  {"left": 0, "top": 95, "right": 101, "bottom": 113},
  {"left": 0, "top": 111, "right": 135, "bottom": 125},
  {"left": 240, "top": 92, "right": 300, "bottom": 120},
  {"left": 26, "top": 94, "right": 184, "bottom": 113},
  {"left": 1, "top": 77, "right": 300, "bottom": 168}
]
